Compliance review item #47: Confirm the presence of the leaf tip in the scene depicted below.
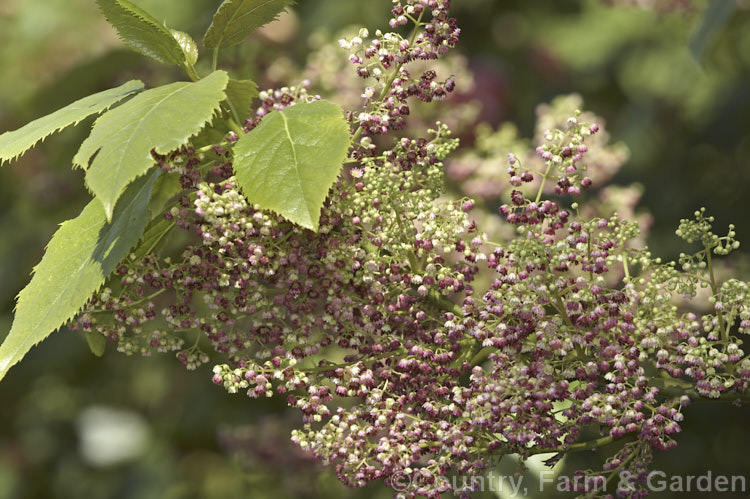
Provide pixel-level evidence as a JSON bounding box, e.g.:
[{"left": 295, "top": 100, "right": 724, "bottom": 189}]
[
  {"left": 104, "top": 203, "right": 114, "bottom": 223},
  {"left": 0, "top": 354, "right": 12, "bottom": 381}
]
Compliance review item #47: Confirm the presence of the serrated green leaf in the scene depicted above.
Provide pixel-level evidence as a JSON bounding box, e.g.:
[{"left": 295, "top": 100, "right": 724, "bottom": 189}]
[
  {"left": 204, "top": 0, "right": 296, "bottom": 49},
  {"left": 0, "top": 80, "right": 143, "bottom": 165},
  {"left": 0, "top": 170, "right": 160, "bottom": 381},
  {"left": 171, "top": 29, "right": 199, "bottom": 66},
  {"left": 85, "top": 330, "right": 107, "bottom": 357},
  {"left": 97, "top": 0, "right": 187, "bottom": 66},
  {"left": 232, "top": 100, "right": 350, "bottom": 231},
  {"left": 226, "top": 78, "right": 259, "bottom": 123},
  {"left": 75, "top": 70, "right": 228, "bottom": 220}
]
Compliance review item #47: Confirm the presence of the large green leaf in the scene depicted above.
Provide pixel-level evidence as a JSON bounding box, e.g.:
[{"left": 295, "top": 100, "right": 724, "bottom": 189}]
[
  {"left": 75, "top": 70, "right": 229, "bottom": 220},
  {"left": 204, "top": 0, "right": 296, "bottom": 49},
  {"left": 232, "top": 100, "right": 350, "bottom": 231},
  {"left": 0, "top": 170, "right": 160, "bottom": 381},
  {"left": 0, "top": 80, "right": 143, "bottom": 165},
  {"left": 97, "top": 0, "right": 187, "bottom": 66},
  {"left": 225, "top": 78, "right": 259, "bottom": 122}
]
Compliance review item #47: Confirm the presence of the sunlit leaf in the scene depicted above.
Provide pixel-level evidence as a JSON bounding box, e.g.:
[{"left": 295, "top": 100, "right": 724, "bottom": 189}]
[
  {"left": 97, "top": 0, "right": 187, "bottom": 66},
  {"left": 204, "top": 0, "right": 296, "bottom": 49},
  {"left": 170, "top": 29, "right": 199, "bottom": 66},
  {"left": 232, "top": 100, "right": 350, "bottom": 231},
  {"left": 74, "top": 70, "right": 228, "bottom": 220},
  {"left": 0, "top": 80, "right": 143, "bottom": 165},
  {"left": 0, "top": 170, "right": 161, "bottom": 381}
]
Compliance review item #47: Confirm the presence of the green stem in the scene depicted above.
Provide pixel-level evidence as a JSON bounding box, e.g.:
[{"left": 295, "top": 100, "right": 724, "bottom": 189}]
[
  {"left": 184, "top": 63, "right": 201, "bottom": 82},
  {"left": 98, "top": 288, "right": 167, "bottom": 313},
  {"left": 140, "top": 221, "right": 175, "bottom": 257},
  {"left": 602, "top": 442, "right": 642, "bottom": 489},
  {"left": 197, "top": 141, "right": 229, "bottom": 154},
  {"left": 426, "top": 289, "right": 463, "bottom": 316},
  {"left": 226, "top": 116, "right": 244, "bottom": 136},
  {"left": 705, "top": 247, "right": 727, "bottom": 342},
  {"left": 551, "top": 289, "right": 574, "bottom": 329},
  {"left": 587, "top": 235, "right": 594, "bottom": 281},
  {"left": 469, "top": 346, "right": 494, "bottom": 366},
  {"left": 225, "top": 102, "right": 243, "bottom": 132},
  {"left": 296, "top": 350, "right": 400, "bottom": 374},
  {"left": 534, "top": 162, "right": 554, "bottom": 204},
  {"left": 533, "top": 133, "right": 571, "bottom": 204},
  {"left": 343, "top": 155, "right": 385, "bottom": 165},
  {"left": 650, "top": 374, "right": 750, "bottom": 402},
  {"left": 212, "top": 47, "right": 219, "bottom": 72},
  {"left": 527, "top": 435, "right": 617, "bottom": 455}
]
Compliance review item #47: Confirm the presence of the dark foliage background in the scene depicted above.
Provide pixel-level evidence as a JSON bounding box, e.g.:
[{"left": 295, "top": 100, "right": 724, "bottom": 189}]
[{"left": 0, "top": 1, "right": 749, "bottom": 497}]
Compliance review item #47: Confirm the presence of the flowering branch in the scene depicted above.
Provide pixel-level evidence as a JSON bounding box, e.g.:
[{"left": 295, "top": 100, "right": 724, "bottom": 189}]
[{"left": 62, "top": 1, "right": 750, "bottom": 498}]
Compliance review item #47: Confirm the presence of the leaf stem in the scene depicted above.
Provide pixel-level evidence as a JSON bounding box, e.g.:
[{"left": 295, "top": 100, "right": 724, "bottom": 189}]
[
  {"left": 224, "top": 102, "right": 243, "bottom": 132},
  {"left": 226, "top": 115, "right": 244, "bottom": 136},
  {"left": 197, "top": 141, "right": 229, "bottom": 154},
  {"left": 184, "top": 63, "right": 201, "bottom": 82},
  {"left": 622, "top": 250, "right": 631, "bottom": 281},
  {"left": 534, "top": 162, "right": 553, "bottom": 204},
  {"left": 212, "top": 47, "right": 220, "bottom": 72}
]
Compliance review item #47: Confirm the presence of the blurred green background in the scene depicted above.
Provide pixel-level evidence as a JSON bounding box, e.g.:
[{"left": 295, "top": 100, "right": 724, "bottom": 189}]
[{"left": 1, "top": 0, "right": 749, "bottom": 497}]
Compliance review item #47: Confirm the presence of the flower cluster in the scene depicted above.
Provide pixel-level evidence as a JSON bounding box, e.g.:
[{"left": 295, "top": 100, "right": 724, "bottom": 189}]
[
  {"left": 339, "top": 0, "right": 460, "bottom": 136},
  {"left": 447, "top": 94, "right": 630, "bottom": 204},
  {"left": 305, "top": 28, "right": 479, "bottom": 137},
  {"left": 243, "top": 81, "right": 317, "bottom": 132},
  {"left": 69, "top": 1, "right": 750, "bottom": 498}
]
